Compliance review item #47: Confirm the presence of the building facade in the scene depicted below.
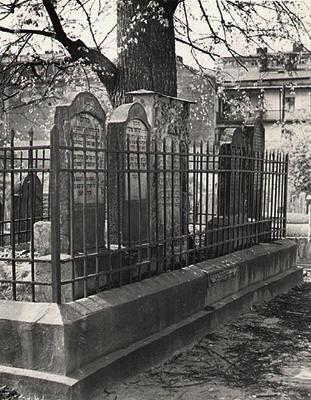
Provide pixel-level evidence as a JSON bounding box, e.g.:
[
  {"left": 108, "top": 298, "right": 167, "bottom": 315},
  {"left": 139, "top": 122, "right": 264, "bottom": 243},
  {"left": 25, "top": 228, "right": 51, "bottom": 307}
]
[{"left": 218, "top": 45, "right": 311, "bottom": 150}]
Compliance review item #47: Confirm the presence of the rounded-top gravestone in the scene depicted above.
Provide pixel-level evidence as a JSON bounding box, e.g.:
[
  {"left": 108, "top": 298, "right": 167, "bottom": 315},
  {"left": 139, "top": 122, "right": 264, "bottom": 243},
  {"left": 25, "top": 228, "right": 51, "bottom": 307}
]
[
  {"left": 53, "top": 92, "right": 106, "bottom": 253},
  {"left": 108, "top": 102, "right": 150, "bottom": 246}
]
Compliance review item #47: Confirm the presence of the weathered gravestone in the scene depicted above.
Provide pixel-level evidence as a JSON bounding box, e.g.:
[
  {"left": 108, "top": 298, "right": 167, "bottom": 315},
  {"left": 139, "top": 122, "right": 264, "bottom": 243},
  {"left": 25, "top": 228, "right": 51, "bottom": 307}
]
[
  {"left": 243, "top": 116, "right": 265, "bottom": 154},
  {"left": 243, "top": 116, "right": 265, "bottom": 220},
  {"left": 108, "top": 102, "right": 150, "bottom": 246},
  {"left": 14, "top": 174, "right": 43, "bottom": 244},
  {"left": 127, "top": 91, "right": 193, "bottom": 268},
  {"left": 53, "top": 92, "right": 106, "bottom": 253},
  {"left": 211, "top": 116, "right": 266, "bottom": 255},
  {"left": 107, "top": 91, "right": 193, "bottom": 280},
  {"left": 218, "top": 127, "right": 246, "bottom": 217},
  {"left": 218, "top": 119, "right": 265, "bottom": 219}
]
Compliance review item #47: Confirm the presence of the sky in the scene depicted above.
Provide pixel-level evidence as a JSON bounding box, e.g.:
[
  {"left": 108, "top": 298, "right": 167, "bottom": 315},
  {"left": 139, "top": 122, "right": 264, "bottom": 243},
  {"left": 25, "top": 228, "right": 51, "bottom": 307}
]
[{"left": 1, "top": 0, "right": 310, "bottom": 72}]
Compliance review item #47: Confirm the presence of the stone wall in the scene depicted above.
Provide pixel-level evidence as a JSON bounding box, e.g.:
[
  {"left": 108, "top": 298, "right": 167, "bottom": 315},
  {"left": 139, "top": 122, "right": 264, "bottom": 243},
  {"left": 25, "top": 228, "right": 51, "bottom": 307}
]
[{"left": 0, "top": 240, "right": 301, "bottom": 400}]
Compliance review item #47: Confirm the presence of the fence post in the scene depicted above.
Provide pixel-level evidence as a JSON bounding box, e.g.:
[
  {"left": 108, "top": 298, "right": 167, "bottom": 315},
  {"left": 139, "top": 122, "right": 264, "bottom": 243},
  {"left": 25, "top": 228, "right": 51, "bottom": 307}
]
[
  {"left": 283, "top": 153, "right": 289, "bottom": 238},
  {"left": 50, "top": 126, "right": 62, "bottom": 303},
  {"left": 28, "top": 128, "right": 36, "bottom": 301},
  {"left": 10, "top": 129, "right": 16, "bottom": 300}
]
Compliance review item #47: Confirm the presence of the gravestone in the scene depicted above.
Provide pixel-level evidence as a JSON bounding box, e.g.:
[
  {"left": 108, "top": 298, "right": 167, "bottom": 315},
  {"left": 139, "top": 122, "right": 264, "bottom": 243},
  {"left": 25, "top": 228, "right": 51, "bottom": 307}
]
[
  {"left": 108, "top": 102, "right": 150, "bottom": 246},
  {"left": 14, "top": 174, "right": 43, "bottom": 244},
  {"left": 128, "top": 91, "right": 192, "bottom": 258},
  {"left": 53, "top": 92, "right": 106, "bottom": 253},
  {"left": 243, "top": 116, "right": 265, "bottom": 153},
  {"left": 107, "top": 91, "right": 193, "bottom": 275},
  {"left": 243, "top": 116, "right": 265, "bottom": 220},
  {"left": 213, "top": 115, "right": 266, "bottom": 254},
  {"left": 218, "top": 127, "right": 247, "bottom": 217},
  {"left": 155, "top": 135, "right": 183, "bottom": 242}
]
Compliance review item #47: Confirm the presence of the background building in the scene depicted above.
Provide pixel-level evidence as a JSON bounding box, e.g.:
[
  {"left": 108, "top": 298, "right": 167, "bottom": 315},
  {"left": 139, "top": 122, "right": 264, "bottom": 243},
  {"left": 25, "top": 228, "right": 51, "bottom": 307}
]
[
  {"left": 217, "top": 44, "right": 311, "bottom": 149},
  {"left": 0, "top": 54, "right": 216, "bottom": 144}
]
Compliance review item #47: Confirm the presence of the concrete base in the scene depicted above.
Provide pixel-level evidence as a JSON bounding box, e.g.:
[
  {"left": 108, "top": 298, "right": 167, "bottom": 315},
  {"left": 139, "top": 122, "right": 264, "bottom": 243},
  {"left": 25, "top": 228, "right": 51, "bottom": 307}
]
[{"left": 0, "top": 240, "right": 302, "bottom": 400}]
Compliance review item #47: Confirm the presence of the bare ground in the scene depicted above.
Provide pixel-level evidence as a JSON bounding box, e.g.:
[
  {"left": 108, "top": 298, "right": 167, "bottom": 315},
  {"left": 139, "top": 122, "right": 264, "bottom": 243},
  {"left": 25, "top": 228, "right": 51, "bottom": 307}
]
[
  {"left": 2, "top": 271, "right": 311, "bottom": 400},
  {"left": 103, "top": 271, "right": 311, "bottom": 400}
]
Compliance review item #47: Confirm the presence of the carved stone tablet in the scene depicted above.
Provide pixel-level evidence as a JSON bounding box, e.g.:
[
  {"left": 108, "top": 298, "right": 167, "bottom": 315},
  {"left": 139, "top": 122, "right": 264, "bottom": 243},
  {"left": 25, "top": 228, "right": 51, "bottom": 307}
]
[
  {"left": 108, "top": 102, "right": 150, "bottom": 246},
  {"left": 53, "top": 92, "right": 106, "bottom": 253}
]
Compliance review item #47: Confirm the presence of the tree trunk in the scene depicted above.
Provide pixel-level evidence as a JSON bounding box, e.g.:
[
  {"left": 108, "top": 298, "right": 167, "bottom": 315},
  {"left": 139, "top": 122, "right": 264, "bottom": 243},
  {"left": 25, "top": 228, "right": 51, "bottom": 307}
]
[{"left": 113, "top": 0, "right": 178, "bottom": 105}]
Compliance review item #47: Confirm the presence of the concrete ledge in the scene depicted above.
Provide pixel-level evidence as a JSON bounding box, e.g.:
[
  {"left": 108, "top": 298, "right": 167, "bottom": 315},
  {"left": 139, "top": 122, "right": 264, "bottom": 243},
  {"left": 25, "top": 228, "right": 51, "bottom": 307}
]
[{"left": 0, "top": 240, "right": 303, "bottom": 399}]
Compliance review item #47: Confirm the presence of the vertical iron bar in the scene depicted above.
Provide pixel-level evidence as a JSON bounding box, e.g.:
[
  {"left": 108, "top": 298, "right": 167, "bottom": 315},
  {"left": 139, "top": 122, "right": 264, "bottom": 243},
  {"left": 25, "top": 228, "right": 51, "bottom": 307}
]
[
  {"left": 193, "top": 141, "right": 198, "bottom": 260},
  {"left": 232, "top": 147, "right": 237, "bottom": 253},
  {"left": 267, "top": 151, "right": 272, "bottom": 241},
  {"left": 179, "top": 140, "right": 185, "bottom": 267},
  {"left": 283, "top": 154, "right": 289, "bottom": 238},
  {"left": 262, "top": 151, "right": 268, "bottom": 242},
  {"left": 82, "top": 129, "right": 87, "bottom": 297},
  {"left": 185, "top": 142, "right": 190, "bottom": 268},
  {"left": 18, "top": 151, "right": 22, "bottom": 243},
  {"left": 211, "top": 144, "right": 216, "bottom": 257},
  {"left": 1, "top": 148, "right": 7, "bottom": 247},
  {"left": 105, "top": 135, "right": 112, "bottom": 288},
  {"left": 94, "top": 130, "right": 99, "bottom": 292},
  {"left": 116, "top": 134, "right": 122, "bottom": 287},
  {"left": 28, "top": 129, "right": 35, "bottom": 301},
  {"left": 136, "top": 137, "right": 142, "bottom": 280},
  {"left": 198, "top": 141, "right": 203, "bottom": 260},
  {"left": 126, "top": 136, "right": 132, "bottom": 281},
  {"left": 154, "top": 139, "right": 159, "bottom": 274},
  {"left": 10, "top": 129, "right": 16, "bottom": 300},
  {"left": 171, "top": 139, "right": 175, "bottom": 268},
  {"left": 204, "top": 142, "right": 209, "bottom": 259},
  {"left": 50, "top": 127, "right": 62, "bottom": 304},
  {"left": 69, "top": 129, "right": 76, "bottom": 299},
  {"left": 163, "top": 138, "right": 167, "bottom": 271},
  {"left": 237, "top": 148, "right": 244, "bottom": 250},
  {"left": 146, "top": 137, "right": 151, "bottom": 278},
  {"left": 271, "top": 152, "right": 277, "bottom": 240},
  {"left": 275, "top": 152, "right": 281, "bottom": 239}
]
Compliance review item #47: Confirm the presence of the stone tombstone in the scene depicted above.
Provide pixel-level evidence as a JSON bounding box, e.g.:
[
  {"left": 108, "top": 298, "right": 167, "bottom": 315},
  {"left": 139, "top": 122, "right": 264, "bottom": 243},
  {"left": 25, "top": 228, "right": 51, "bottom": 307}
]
[
  {"left": 128, "top": 90, "right": 194, "bottom": 142},
  {"left": 127, "top": 90, "right": 193, "bottom": 262},
  {"left": 108, "top": 102, "right": 150, "bottom": 246},
  {"left": 243, "top": 116, "right": 265, "bottom": 219},
  {"left": 219, "top": 127, "right": 243, "bottom": 147},
  {"left": 14, "top": 173, "right": 43, "bottom": 244},
  {"left": 243, "top": 116, "right": 265, "bottom": 154},
  {"left": 53, "top": 92, "right": 106, "bottom": 253}
]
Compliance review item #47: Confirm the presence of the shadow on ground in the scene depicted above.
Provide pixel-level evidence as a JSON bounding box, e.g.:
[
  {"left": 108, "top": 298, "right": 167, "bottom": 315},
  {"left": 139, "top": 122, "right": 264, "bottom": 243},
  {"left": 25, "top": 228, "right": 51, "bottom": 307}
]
[{"left": 107, "top": 273, "right": 311, "bottom": 400}]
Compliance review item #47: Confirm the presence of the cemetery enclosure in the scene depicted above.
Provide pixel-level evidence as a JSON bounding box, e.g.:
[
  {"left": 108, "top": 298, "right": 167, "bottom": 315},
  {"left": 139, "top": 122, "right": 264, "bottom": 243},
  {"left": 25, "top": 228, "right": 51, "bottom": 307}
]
[
  {"left": 0, "top": 130, "right": 288, "bottom": 303},
  {"left": 0, "top": 91, "right": 297, "bottom": 400}
]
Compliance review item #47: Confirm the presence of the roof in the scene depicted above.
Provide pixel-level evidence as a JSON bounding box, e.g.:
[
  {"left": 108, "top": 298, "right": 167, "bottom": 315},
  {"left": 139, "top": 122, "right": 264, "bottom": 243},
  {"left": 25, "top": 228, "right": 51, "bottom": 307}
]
[{"left": 222, "top": 68, "right": 311, "bottom": 84}]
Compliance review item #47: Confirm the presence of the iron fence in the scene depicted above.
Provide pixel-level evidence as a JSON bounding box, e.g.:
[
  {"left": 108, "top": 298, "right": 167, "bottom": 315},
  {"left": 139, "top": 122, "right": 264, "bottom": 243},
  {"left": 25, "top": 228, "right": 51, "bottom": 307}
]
[
  {"left": 0, "top": 131, "right": 288, "bottom": 303},
  {"left": 0, "top": 130, "right": 50, "bottom": 301}
]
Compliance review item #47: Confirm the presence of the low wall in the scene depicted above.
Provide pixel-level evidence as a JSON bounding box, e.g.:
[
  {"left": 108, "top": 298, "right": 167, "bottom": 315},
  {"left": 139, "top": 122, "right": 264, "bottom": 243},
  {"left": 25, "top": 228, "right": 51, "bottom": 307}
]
[
  {"left": 0, "top": 239, "right": 302, "bottom": 400},
  {"left": 291, "top": 237, "right": 311, "bottom": 261}
]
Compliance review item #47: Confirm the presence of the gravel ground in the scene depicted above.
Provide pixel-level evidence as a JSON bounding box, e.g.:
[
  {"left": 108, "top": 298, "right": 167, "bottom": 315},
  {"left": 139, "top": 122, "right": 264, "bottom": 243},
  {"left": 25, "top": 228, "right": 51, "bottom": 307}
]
[
  {"left": 2, "top": 270, "right": 311, "bottom": 400},
  {"left": 104, "top": 271, "right": 311, "bottom": 400}
]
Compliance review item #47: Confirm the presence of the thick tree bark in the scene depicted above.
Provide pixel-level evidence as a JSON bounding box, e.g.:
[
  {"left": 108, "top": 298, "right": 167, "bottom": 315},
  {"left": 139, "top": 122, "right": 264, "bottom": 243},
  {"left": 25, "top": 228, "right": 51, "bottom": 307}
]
[
  {"left": 42, "top": 0, "right": 179, "bottom": 107},
  {"left": 113, "top": 0, "right": 179, "bottom": 105}
]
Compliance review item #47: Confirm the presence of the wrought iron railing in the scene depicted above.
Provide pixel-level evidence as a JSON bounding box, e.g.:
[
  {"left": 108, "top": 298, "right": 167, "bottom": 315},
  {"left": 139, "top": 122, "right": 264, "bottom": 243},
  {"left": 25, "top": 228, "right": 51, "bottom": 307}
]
[{"left": 0, "top": 130, "right": 288, "bottom": 303}]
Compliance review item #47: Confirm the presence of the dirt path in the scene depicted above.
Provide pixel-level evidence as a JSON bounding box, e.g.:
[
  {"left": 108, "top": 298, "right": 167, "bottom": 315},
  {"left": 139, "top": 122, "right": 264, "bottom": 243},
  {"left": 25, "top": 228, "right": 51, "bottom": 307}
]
[{"left": 104, "top": 273, "right": 311, "bottom": 400}]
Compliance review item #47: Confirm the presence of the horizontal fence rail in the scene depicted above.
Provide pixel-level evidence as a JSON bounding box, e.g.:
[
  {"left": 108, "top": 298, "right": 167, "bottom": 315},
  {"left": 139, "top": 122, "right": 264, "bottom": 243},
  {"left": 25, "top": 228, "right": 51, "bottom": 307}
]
[{"left": 0, "top": 132, "right": 288, "bottom": 303}]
